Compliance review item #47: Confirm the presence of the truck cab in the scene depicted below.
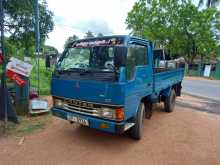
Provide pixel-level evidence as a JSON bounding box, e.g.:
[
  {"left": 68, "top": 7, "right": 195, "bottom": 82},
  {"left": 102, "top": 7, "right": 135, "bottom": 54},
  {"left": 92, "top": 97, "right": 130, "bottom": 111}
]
[{"left": 51, "top": 35, "right": 184, "bottom": 139}]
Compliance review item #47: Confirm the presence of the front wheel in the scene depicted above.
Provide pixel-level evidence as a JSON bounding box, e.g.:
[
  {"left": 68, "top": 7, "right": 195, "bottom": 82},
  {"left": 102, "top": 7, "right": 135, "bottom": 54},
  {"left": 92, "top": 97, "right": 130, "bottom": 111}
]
[
  {"left": 164, "top": 89, "right": 176, "bottom": 113},
  {"left": 130, "top": 103, "right": 145, "bottom": 140}
]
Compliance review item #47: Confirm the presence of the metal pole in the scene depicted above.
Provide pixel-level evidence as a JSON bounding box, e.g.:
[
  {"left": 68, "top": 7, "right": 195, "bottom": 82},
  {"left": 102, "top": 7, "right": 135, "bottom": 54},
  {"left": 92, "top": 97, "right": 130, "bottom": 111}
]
[
  {"left": 34, "top": 0, "right": 40, "bottom": 95},
  {"left": 0, "top": 0, "right": 8, "bottom": 127}
]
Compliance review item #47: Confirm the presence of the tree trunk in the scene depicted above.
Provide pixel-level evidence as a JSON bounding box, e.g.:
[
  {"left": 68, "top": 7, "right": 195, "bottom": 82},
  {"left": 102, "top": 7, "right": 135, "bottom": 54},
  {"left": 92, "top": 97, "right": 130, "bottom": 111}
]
[
  {"left": 24, "top": 46, "right": 29, "bottom": 57},
  {"left": 200, "top": 54, "right": 204, "bottom": 76}
]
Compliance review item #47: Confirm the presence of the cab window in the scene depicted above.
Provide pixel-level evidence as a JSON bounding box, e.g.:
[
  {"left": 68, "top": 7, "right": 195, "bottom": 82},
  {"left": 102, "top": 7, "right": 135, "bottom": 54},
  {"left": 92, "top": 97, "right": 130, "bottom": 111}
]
[{"left": 126, "top": 44, "right": 148, "bottom": 80}]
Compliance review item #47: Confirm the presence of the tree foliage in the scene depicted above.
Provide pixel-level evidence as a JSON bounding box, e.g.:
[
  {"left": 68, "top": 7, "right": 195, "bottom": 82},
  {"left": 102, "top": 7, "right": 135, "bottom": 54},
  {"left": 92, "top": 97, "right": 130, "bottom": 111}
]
[
  {"left": 43, "top": 45, "right": 58, "bottom": 56},
  {"left": 126, "top": 0, "right": 220, "bottom": 64},
  {"left": 64, "top": 34, "right": 79, "bottom": 48},
  {"left": 97, "top": 33, "right": 104, "bottom": 37},
  {"left": 3, "top": 0, "right": 54, "bottom": 57},
  {"left": 84, "top": 31, "right": 94, "bottom": 38}
]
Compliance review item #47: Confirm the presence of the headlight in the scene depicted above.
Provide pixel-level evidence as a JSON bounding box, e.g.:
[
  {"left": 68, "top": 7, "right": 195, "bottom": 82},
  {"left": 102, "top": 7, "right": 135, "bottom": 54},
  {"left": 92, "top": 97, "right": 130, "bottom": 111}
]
[
  {"left": 102, "top": 108, "right": 115, "bottom": 119},
  {"left": 54, "top": 99, "right": 64, "bottom": 107},
  {"left": 101, "top": 107, "right": 124, "bottom": 121}
]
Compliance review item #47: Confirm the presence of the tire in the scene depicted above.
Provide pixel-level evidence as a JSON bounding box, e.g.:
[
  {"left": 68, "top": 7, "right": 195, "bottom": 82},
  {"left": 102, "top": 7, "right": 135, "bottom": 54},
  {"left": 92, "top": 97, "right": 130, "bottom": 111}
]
[
  {"left": 130, "top": 103, "right": 145, "bottom": 140},
  {"left": 164, "top": 89, "right": 176, "bottom": 113}
]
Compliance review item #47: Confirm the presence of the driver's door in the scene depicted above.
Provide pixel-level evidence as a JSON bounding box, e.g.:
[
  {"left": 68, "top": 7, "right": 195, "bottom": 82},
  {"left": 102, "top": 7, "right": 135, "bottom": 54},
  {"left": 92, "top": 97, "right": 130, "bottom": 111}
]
[{"left": 124, "top": 41, "right": 153, "bottom": 118}]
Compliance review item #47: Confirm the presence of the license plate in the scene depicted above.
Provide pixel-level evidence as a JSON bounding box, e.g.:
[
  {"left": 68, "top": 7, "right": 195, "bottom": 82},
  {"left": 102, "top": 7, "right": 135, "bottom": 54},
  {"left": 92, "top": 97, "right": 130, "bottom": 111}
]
[{"left": 67, "top": 115, "right": 89, "bottom": 126}]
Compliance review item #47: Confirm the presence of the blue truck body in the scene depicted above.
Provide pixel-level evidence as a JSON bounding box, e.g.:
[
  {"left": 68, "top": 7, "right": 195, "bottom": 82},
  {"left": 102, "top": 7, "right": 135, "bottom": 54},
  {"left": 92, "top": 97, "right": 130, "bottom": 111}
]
[{"left": 51, "top": 35, "right": 184, "bottom": 139}]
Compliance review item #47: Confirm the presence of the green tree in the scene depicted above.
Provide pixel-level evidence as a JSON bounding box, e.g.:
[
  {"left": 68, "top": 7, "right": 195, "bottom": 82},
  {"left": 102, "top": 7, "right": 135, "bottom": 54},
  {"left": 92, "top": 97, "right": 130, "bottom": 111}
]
[
  {"left": 126, "top": 0, "right": 220, "bottom": 64},
  {"left": 64, "top": 34, "right": 79, "bottom": 48},
  {"left": 3, "top": 0, "right": 54, "bottom": 57},
  {"left": 97, "top": 33, "right": 104, "bottom": 37},
  {"left": 43, "top": 45, "right": 59, "bottom": 56},
  {"left": 4, "top": 38, "right": 17, "bottom": 57},
  {"left": 84, "top": 31, "right": 94, "bottom": 38}
]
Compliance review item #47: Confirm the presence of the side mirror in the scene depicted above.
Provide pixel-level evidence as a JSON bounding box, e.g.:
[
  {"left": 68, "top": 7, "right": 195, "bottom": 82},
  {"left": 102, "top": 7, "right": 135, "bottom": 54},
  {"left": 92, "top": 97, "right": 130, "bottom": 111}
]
[{"left": 114, "top": 46, "right": 127, "bottom": 68}]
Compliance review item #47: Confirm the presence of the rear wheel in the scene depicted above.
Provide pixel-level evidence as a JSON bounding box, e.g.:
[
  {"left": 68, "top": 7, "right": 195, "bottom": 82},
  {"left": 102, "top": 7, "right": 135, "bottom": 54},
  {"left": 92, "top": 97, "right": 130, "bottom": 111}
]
[
  {"left": 130, "top": 103, "right": 145, "bottom": 140},
  {"left": 164, "top": 89, "right": 176, "bottom": 113}
]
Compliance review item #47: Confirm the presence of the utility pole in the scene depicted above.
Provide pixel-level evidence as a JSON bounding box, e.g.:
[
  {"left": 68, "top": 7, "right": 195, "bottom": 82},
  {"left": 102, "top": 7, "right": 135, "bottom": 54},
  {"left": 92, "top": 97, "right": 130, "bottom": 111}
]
[
  {"left": 34, "top": 0, "right": 40, "bottom": 95},
  {"left": 0, "top": 0, "right": 8, "bottom": 128}
]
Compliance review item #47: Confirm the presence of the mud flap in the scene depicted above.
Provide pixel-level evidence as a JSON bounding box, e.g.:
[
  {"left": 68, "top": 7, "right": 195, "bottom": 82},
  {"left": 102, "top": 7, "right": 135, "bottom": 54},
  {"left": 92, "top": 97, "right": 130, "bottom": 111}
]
[{"left": 145, "top": 102, "right": 152, "bottom": 119}]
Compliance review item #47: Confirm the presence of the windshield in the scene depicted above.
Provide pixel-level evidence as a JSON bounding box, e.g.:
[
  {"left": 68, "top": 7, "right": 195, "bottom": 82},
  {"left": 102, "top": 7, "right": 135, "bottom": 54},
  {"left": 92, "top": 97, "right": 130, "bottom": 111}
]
[{"left": 58, "top": 46, "right": 115, "bottom": 71}]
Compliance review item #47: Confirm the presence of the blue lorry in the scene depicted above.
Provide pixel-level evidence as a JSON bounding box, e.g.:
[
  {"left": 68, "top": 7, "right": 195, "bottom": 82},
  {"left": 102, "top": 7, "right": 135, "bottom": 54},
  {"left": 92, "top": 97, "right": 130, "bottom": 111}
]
[{"left": 51, "top": 35, "right": 184, "bottom": 139}]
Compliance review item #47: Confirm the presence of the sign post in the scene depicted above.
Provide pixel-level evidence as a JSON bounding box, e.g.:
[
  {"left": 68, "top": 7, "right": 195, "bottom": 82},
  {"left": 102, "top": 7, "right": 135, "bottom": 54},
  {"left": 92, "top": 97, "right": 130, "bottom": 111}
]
[
  {"left": 0, "top": 0, "right": 18, "bottom": 125},
  {"left": 34, "top": 0, "right": 40, "bottom": 95},
  {"left": 0, "top": 0, "right": 8, "bottom": 127}
]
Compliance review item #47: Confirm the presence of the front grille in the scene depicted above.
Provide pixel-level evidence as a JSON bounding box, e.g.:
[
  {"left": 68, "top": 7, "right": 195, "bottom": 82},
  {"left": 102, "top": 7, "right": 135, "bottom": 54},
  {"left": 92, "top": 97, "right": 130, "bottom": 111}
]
[{"left": 63, "top": 103, "right": 101, "bottom": 117}]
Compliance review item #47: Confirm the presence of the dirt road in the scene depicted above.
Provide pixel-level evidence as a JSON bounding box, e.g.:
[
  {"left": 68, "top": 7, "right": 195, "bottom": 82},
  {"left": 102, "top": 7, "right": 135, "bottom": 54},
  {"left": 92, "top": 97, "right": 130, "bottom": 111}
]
[{"left": 1, "top": 102, "right": 220, "bottom": 165}]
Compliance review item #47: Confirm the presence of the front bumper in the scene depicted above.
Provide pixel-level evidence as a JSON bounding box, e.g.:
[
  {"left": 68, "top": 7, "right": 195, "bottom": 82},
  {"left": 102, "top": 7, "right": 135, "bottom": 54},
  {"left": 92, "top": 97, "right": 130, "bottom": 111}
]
[{"left": 52, "top": 107, "right": 126, "bottom": 134}]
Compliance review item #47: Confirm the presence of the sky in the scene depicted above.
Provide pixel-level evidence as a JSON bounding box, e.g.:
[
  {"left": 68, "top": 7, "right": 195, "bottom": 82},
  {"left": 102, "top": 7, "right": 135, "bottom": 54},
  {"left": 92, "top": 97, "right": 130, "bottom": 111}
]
[{"left": 45, "top": 0, "right": 137, "bottom": 52}]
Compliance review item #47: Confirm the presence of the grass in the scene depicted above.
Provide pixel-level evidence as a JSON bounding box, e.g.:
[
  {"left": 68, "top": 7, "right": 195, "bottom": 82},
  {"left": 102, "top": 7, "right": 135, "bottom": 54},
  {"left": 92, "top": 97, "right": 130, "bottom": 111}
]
[
  {"left": 0, "top": 113, "right": 52, "bottom": 137},
  {"left": 30, "top": 58, "right": 54, "bottom": 95}
]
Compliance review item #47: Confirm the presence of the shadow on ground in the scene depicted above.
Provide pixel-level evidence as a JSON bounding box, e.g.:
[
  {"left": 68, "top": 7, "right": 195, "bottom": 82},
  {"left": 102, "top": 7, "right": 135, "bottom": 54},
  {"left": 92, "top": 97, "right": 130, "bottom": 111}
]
[{"left": 177, "top": 94, "right": 220, "bottom": 115}]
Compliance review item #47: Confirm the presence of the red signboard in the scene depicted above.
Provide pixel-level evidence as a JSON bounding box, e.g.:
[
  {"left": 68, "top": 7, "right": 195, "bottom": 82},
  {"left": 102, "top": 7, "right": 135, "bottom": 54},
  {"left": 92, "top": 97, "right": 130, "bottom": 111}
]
[{"left": 6, "top": 70, "right": 26, "bottom": 87}]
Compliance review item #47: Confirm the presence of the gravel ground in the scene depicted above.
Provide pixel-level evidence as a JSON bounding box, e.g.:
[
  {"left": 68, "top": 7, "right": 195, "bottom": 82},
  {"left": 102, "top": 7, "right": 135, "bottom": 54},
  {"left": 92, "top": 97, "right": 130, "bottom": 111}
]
[{"left": 1, "top": 97, "right": 220, "bottom": 165}]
